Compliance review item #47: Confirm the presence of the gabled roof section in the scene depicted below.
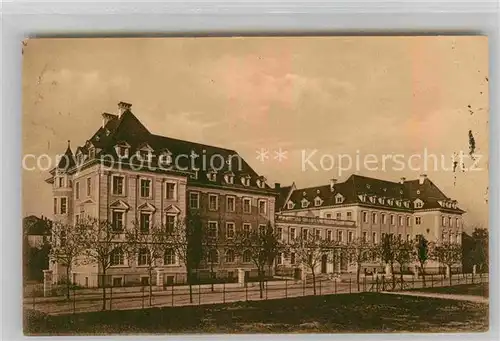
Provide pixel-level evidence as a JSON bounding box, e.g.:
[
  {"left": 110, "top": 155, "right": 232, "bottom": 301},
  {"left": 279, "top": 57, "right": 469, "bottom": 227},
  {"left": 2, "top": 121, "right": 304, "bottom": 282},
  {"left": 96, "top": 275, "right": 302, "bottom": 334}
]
[
  {"left": 110, "top": 200, "right": 130, "bottom": 210},
  {"left": 57, "top": 141, "right": 76, "bottom": 170}
]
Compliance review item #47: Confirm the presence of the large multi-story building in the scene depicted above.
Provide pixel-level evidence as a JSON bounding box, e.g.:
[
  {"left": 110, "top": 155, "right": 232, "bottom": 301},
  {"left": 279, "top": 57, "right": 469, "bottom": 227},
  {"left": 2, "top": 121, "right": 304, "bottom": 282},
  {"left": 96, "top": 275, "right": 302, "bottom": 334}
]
[
  {"left": 46, "top": 102, "right": 276, "bottom": 287},
  {"left": 275, "top": 174, "right": 465, "bottom": 274}
]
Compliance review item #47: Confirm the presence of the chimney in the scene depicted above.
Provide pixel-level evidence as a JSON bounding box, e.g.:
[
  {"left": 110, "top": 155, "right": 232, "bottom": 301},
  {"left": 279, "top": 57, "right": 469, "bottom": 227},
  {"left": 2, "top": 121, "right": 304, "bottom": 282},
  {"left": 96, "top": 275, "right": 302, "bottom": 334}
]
[
  {"left": 399, "top": 177, "right": 406, "bottom": 184},
  {"left": 330, "top": 178, "right": 337, "bottom": 191},
  {"left": 102, "top": 112, "right": 118, "bottom": 128},
  {"left": 117, "top": 101, "right": 132, "bottom": 117},
  {"left": 274, "top": 183, "right": 281, "bottom": 190},
  {"left": 419, "top": 174, "right": 427, "bottom": 185}
]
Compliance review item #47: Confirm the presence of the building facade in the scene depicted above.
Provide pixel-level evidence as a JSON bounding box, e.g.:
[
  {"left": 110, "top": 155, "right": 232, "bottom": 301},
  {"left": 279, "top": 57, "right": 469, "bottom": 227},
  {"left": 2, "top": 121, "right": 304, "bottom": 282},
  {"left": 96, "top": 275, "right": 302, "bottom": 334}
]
[
  {"left": 46, "top": 102, "right": 276, "bottom": 287},
  {"left": 276, "top": 174, "right": 465, "bottom": 274}
]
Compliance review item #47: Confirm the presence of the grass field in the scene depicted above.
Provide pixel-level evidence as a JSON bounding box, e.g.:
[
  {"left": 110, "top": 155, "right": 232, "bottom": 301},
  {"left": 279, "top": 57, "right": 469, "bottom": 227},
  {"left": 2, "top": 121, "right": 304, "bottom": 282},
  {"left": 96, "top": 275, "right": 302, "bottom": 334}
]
[
  {"left": 411, "top": 283, "right": 489, "bottom": 298},
  {"left": 24, "top": 292, "right": 488, "bottom": 334}
]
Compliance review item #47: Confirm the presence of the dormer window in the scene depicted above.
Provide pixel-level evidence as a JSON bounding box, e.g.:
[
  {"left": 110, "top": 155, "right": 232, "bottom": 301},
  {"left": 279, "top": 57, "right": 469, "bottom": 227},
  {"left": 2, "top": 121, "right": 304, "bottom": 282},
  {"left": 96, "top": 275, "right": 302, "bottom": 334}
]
[
  {"left": 240, "top": 175, "right": 251, "bottom": 186},
  {"left": 301, "top": 199, "right": 310, "bottom": 208},
  {"left": 369, "top": 196, "right": 376, "bottom": 204},
  {"left": 416, "top": 190, "right": 421, "bottom": 195},
  {"left": 138, "top": 150, "right": 151, "bottom": 162},
  {"left": 414, "top": 199, "right": 424, "bottom": 209},
  {"left": 287, "top": 201, "right": 295, "bottom": 209},
  {"left": 207, "top": 170, "right": 217, "bottom": 182},
  {"left": 115, "top": 142, "right": 130, "bottom": 158},
  {"left": 335, "top": 193, "right": 345, "bottom": 204},
  {"left": 76, "top": 152, "right": 84, "bottom": 165},
  {"left": 224, "top": 172, "right": 234, "bottom": 184},
  {"left": 366, "top": 184, "right": 371, "bottom": 189},
  {"left": 403, "top": 201, "right": 410, "bottom": 208},
  {"left": 190, "top": 170, "right": 198, "bottom": 180},
  {"left": 314, "top": 197, "right": 323, "bottom": 207},
  {"left": 256, "top": 177, "right": 266, "bottom": 188},
  {"left": 395, "top": 200, "right": 402, "bottom": 207},
  {"left": 88, "top": 147, "right": 95, "bottom": 159},
  {"left": 378, "top": 197, "right": 385, "bottom": 205},
  {"left": 158, "top": 152, "right": 172, "bottom": 167},
  {"left": 358, "top": 194, "right": 366, "bottom": 202}
]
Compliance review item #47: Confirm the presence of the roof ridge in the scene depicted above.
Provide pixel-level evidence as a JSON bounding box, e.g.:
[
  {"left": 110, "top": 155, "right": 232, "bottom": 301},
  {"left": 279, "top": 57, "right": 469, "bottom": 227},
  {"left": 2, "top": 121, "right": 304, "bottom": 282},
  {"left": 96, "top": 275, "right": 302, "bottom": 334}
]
[{"left": 150, "top": 134, "right": 237, "bottom": 153}]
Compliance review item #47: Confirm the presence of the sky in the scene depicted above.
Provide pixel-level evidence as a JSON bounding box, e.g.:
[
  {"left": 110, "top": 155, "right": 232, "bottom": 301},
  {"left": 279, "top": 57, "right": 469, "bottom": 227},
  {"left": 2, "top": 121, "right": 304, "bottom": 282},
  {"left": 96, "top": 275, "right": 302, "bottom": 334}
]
[{"left": 22, "top": 37, "right": 489, "bottom": 232}]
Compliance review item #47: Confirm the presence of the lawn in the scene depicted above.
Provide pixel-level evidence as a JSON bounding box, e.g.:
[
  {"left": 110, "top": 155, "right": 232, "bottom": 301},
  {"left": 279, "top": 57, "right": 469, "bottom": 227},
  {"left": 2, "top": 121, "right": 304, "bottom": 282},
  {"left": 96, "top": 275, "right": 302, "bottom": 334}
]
[
  {"left": 410, "top": 283, "right": 489, "bottom": 298},
  {"left": 24, "top": 292, "right": 488, "bottom": 335}
]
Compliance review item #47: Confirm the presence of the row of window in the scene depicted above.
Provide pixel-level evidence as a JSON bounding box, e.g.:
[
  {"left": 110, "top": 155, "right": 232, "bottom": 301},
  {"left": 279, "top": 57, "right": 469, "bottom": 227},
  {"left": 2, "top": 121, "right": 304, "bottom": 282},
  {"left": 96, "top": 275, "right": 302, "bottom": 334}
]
[
  {"left": 111, "top": 175, "right": 178, "bottom": 200},
  {"left": 324, "top": 211, "right": 353, "bottom": 220},
  {"left": 441, "top": 216, "right": 461, "bottom": 228},
  {"left": 188, "top": 192, "right": 268, "bottom": 214},
  {"left": 110, "top": 211, "right": 178, "bottom": 233},
  {"left": 362, "top": 211, "right": 413, "bottom": 227},
  {"left": 442, "top": 233, "right": 461, "bottom": 243}
]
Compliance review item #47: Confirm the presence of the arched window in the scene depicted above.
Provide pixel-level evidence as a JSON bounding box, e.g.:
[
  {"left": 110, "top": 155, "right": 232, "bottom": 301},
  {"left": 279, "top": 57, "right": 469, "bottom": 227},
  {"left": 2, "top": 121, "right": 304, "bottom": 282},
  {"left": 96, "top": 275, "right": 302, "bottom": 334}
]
[
  {"left": 164, "top": 248, "right": 176, "bottom": 265},
  {"left": 208, "top": 249, "right": 219, "bottom": 264},
  {"left": 110, "top": 248, "right": 124, "bottom": 266},
  {"left": 225, "top": 249, "right": 235, "bottom": 263},
  {"left": 242, "top": 250, "right": 252, "bottom": 263},
  {"left": 138, "top": 248, "right": 150, "bottom": 266}
]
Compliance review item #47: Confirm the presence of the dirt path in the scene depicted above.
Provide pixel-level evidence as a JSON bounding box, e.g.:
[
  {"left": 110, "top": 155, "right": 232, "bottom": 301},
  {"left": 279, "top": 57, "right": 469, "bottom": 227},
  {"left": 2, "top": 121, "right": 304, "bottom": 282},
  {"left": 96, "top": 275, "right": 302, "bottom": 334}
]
[{"left": 383, "top": 291, "right": 489, "bottom": 304}]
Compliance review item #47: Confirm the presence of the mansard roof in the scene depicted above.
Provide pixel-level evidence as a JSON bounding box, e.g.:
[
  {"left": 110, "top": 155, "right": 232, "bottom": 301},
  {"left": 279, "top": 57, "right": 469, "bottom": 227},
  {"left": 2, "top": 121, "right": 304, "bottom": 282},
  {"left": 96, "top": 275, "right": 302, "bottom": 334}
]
[
  {"left": 279, "top": 174, "right": 464, "bottom": 214},
  {"left": 53, "top": 102, "right": 275, "bottom": 195}
]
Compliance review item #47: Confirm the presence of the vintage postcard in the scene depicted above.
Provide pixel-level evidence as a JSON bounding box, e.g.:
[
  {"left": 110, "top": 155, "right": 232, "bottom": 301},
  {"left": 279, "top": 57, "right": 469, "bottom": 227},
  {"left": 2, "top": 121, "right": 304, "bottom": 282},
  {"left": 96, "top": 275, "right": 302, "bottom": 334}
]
[{"left": 22, "top": 37, "right": 489, "bottom": 334}]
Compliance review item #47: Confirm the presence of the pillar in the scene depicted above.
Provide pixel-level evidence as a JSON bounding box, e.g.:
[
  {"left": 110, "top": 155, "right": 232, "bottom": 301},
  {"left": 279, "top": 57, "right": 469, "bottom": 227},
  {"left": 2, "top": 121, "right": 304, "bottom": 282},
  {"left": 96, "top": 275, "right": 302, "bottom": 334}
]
[
  {"left": 43, "top": 270, "right": 53, "bottom": 297},
  {"left": 237, "top": 268, "right": 246, "bottom": 287},
  {"left": 156, "top": 268, "right": 164, "bottom": 290},
  {"left": 473, "top": 264, "right": 477, "bottom": 275},
  {"left": 301, "top": 264, "right": 307, "bottom": 281},
  {"left": 445, "top": 265, "right": 451, "bottom": 279},
  {"left": 385, "top": 263, "right": 392, "bottom": 276}
]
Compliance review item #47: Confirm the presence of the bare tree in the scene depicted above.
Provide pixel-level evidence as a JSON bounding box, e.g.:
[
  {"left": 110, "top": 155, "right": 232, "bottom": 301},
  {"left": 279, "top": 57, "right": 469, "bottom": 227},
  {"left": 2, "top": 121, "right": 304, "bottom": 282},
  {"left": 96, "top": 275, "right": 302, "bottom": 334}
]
[
  {"left": 167, "top": 213, "right": 203, "bottom": 303},
  {"left": 290, "top": 229, "right": 334, "bottom": 295},
  {"left": 80, "top": 217, "right": 121, "bottom": 310},
  {"left": 346, "top": 237, "right": 371, "bottom": 291},
  {"left": 394, "top": 238, "right": 415, "bottom": 287},
  {"left": 378, "top": 233, "right": 397, "bottom": 289},
  {"left": 234, "top": 222, "right": 282, "bottom": 298},
  {"left": 125, "top": 220, "right": 168, "bottom": 306},
  {"left": 49, "top": 220, "right": 87, "bottom": 299},
  {"left": 433, "top": 242, "right": 462, "bottom": 285}
]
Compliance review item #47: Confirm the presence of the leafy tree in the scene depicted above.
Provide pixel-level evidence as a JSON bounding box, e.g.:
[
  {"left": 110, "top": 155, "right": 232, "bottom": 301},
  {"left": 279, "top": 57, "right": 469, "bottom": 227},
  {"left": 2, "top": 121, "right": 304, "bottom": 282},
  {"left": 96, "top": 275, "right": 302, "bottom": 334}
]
[
  {"left": 290, "top": 229, "right": 334, "bottom": 295},
  {"left": 433, "top": 242, "right": 462, "bottom": 285},
  {"left": 379, "top": 233, "right": 397, "bottom": 289},
  {"left": 80, "top": 217, "right": 121, "bottom": 310},
  {"left": 168, "top": 213, "right": 204, "bottom": 303},
  {"left": 124, "top": 220, "right": 169, "bottom": 306},
  {"left": 346, "top": 237, "right": 372, "bottom": 291},
  {"left": 471, "top": 228, "right": 488, "bottom": 273},
  {"left": 49, "top": 220, "right": 87, "bottom": 299},
  {"left": 202, "top": 214, "right": 224, "bottom": 291},
  {"left": 415, "top": 235, "right": 432, "bottom": 287},
  {"left": 394, "top": 238, "right": 415, "bottom": 286},
  {"left": 235, "top": 222, "right": 282, "bottom": 298}
]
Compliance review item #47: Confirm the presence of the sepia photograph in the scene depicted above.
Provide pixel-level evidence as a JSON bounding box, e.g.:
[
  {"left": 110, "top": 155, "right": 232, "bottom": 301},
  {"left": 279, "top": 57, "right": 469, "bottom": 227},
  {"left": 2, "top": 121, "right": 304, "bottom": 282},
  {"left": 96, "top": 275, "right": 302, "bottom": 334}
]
[{"left": 22, "top": 36, "right": 489, "bottom": 334}]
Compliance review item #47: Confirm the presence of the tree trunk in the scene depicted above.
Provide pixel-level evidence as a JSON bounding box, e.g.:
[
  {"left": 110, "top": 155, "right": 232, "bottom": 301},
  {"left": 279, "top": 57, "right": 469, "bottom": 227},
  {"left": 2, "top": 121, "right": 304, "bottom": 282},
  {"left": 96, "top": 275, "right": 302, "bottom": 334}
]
[
  {"left": 210, "top": 263, "right": 214, "bottom": 292},
  {"left": 356, "top": 263, "right": 361, "bottom": 291},
  {"left": 101, "top": 268, "right": 107, "bottom": 311},
  {"left": 66, "top": 266, "right": 70, "bottom": 300},
  {"left": 391, "top": 262, "right": 395, "bottom": 289},
  {"left": 399, "top": 264, "right": 404, "bottom": 289},
  {"left": 148, "top": 267, "right": 153, "bottom": 306},
  {"left": 311, "top": 268, "right": 316, "bottom": 295},
  {"left": 449, "top": 265, "right": 452, "bottom": 286},
  {"left": 188, "top": 269, "right": 193, "bottom": 303},
  {"left": 420, "top": 263, "right": 426, "bottom": 287},
  {"left": 258, "top": 268, "right": 263, "bottom": 298}
]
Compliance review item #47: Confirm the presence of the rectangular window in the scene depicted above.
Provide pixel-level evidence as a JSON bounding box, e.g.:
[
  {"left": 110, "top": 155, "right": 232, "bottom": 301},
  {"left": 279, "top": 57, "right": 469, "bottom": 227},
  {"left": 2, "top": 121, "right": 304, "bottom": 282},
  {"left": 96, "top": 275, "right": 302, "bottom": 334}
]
[
  {"left": 290, "top": 227, "right": 296, "bottom": 240},
  {"left": 362, "top": 212, "right": 368, "bottom": 223},
  {"left": 140, "top": 179, "right": 151, "bottom": 198},
  {"left": 165, "top": 214, "right": 176, "bottom": 233},
  {"left": 406, "top": 234, "right": 410, "bottom": 241},
  {"left": 226, "top": 222, "right": 235, "bottom": 239},
  {"left": 112, "top": 211, "right": 124, "bottom": 232},
  {"left": 226, "top": 196, "right": 235, "bottom": 212},
  {"left": 259, "top": 224, "right": 267, "bottom": 235},
  {"left": 243, "top": 198, "right": 251, "bottom": 213},
  {"left": 60, "top": 197, "right": 67, "bottom": 214},
  {"left": 338, "top": 230, "right": 344, "bottom": 242},
  {"left": 363, "top": 231, "right": 368, "bottom": 243},
  {"left": 243, "top": 223, "right": 251, "bottom": 236},
  {"left": 326, "top": 213, "right": 332, "bottom": 219},
  {"left": 276, "top": 227, "right": 283, "bottom": 240},
  {"left": 415, "top": 216, "right": 422, "bottom": 225},
  {"left": 53, "top": 198, "right": 57, "bottom": 214},
  {"left": 456, "top": 218, "right": 460, "bottom": 228},
  {"left": 399, "top": 216, "right": 403, "bottom": 226},
  {"left": 58, "top": 177, "right": 64, "bottom": 188},
  {"left": 382, "top": 214, "right": 387, "bottom": 224},
  {"left": 290, "top": 252, "right": 296, "bottom": 265},
  {"left": 86, "top": 177, "right": 92, "bottom": 196},
  {"left": 406, "top": 216, "right": 411, "bottom": 226},
  {"left": 189, "top": 192, "right": 200, "bottom": 209},
  {"left": 348, "top": 231, "right": 353, "bottom": 243},
  {"left": 346, "top": 211, "right": 352, "bottom": 220},
  {"left": 372, "top": 213, "right": 378, "bottom": 224},
  {"left": 112, "top": 176, "right": 124, "bottom": 195},
  {"left": 166, "top": 182, "right": 176, "bottom": 200},
  {"left": 448, "top": 216, "right": 452, "bottom": 227},
  {"left": 258, "top": 200, "right": 267, "bottom": 215},
  {"left": 442, "top": 216, "right": 447, "bottom": 226},
  {"left": 138, "top": 250, "right": 150, "bottom": 266},
  {"left": 75, "top": 214, "right": 80, "bottom": 223},
  {"left": 390, "top": 215, "right": 395, "bottom": 225},
  {"left": 75, "top": 182, "right": 80, "bottom": 199},
  {"left": 276, "top": 253, "right": 283, "bottom": 265},
  {"left": 336, "top": 212, "right": 342, "bottom": 220},
  {"left": 315, "top": 229, "right": 321, "bottom": 240},
  {"left": 372, "top": 232, "right": 377, "bottom": 244},
  {"left": 208, "top": 194, "right": 218, "bottom": 211},
  {"left": 140, "top": 213, "right": 150, "bottom": 233},
  {"left": 327, "top": 230, "right": 332, "bottom": 241},
  {"left": 302, "top": 228, "right": 308, "bottom": 240},
  {"left": 208, "top": 222, "right": 218, "bottom": 238}
]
